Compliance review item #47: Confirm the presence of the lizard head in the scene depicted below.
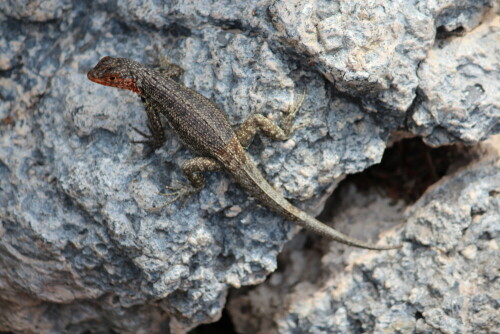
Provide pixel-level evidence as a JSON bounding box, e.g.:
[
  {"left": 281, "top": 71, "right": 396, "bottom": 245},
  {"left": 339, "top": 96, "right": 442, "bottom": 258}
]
[{"left": 87, "top": 56, "right": 142, "bottom": 94}]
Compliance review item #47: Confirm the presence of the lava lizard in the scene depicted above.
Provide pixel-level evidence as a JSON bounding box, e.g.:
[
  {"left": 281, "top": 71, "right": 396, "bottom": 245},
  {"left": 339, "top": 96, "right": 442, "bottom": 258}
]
[{"left": 87, "top": 56, "right": 400, "bottom": 250}]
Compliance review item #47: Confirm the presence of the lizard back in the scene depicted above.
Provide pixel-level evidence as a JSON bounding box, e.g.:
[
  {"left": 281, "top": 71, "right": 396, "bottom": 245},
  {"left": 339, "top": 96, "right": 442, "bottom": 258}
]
[{"left": 138, "top": 69, "right": 235, "bottom": 157}]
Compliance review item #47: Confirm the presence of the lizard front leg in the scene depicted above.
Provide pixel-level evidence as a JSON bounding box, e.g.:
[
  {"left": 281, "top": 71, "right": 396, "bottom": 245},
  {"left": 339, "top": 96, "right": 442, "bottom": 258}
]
[
  {"left": 157, "top": 55, "right": 184, "bottom": 80},
  {"left": 131, "top": 98, "right": 166, "bottom": 152},
  {"left": 132, "top": 58, "right": 182, "bottom": 152},
  {"left": 158, "top": 62, "right": 184, "bottom": 80},
  {"left": 235, "top": 91, "right": 306, "bottom": 147},
  {"left": 156, "top": 157, "right": 222, "bottom": 209}
]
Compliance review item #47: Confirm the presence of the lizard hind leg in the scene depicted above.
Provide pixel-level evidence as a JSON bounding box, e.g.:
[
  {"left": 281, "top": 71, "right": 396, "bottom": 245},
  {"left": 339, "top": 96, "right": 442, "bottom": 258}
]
[
  {"left": 235, "top": 89, "right": 306, "bottom": 147},
  {"left": 154, "top": 157, "right": 222, "bottom": 210}
]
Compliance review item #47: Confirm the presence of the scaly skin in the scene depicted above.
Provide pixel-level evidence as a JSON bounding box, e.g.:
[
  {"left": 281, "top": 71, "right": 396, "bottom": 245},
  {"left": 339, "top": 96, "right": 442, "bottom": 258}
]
[{"left": 87, "top": 56, "right": 401, "bottom": 250}]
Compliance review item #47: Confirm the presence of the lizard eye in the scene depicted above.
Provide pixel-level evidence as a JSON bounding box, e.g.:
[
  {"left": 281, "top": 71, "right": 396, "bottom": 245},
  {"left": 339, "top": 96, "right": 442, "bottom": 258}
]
[{"left": 109, "top": 76, "right": 116, "bottom": 81}]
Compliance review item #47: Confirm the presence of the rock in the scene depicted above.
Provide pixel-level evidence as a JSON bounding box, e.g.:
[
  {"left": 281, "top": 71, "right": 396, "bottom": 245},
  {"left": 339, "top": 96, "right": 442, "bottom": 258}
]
[{"left": 409, "top": 10, "right": 500, "bottom": 146}]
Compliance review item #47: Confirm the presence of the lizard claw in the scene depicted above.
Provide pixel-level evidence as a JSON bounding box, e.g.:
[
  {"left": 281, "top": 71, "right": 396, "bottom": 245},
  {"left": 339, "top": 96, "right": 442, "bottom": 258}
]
[
  {"left": 154, "top": 181, "right": 200, "bottom": 210},
  {"left": 131, "top": 125, "right": 153, "bottom": 139},
  {"left": 130, "top": 124, "right": 162, "bottom": 153},
  {"left": 281, "top": 88, "right": 307, "bottom": 137}
]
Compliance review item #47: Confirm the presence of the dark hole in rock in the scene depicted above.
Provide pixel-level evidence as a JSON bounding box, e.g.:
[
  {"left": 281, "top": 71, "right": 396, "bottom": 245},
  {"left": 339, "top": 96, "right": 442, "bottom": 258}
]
[
  {"left": 436, "top": 25, "right": 465, "bottom": 39},
  {"left": 312, "top": 137, "right": 476, "bottom": 248},
  {"left": 342, "top": 137, "right": 473, "bottom": 204},
  {"left": 189, "top": 309, "right": 236, "bottom": 334}
]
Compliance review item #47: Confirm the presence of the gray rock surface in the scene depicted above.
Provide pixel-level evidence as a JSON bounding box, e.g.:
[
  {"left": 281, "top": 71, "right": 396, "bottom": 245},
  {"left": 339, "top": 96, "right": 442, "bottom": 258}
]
[
  {"left": 228, "top": 139, "right": 500, "bottom": 334},
  {"left": 410, "top": 10, "right": 500, "bottom": 146},
  {"left": 0, "top": 1, "right": 498, "bottom": 333}
]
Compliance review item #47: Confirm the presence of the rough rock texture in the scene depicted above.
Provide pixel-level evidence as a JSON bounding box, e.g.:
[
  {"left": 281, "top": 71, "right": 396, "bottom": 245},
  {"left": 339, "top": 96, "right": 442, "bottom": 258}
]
[
  {"left": 409, "top": 10, "right": 500, "bottom": 146},
  {"left": 0, "top": 1, "right": 498, "bottom": 333},
  {"left": 228, "top": 137, "right": 500, "bottom": 334}
]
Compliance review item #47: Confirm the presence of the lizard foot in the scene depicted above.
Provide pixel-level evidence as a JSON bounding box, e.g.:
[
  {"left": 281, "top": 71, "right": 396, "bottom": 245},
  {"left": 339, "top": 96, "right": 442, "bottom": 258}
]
[
  {"left": 154, "top": 181, "right": 201, "bottom": 210},
  {"left": 130, "top": 124, "right": 155, "bottom": 143},
  {"left": 130, "top": 124, "right": 162, "bottom": 153},
  {"left": 281, "top": 88, "right": 307, "bottom": 137}
]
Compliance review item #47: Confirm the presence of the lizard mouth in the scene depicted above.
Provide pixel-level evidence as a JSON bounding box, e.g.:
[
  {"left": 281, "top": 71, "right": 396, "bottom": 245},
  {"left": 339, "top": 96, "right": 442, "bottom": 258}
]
[
  {"left": 86, "top": 70, "right": 107, "bottom": 85},
  {"left": 87, "top": 71, "right": 141, "bottom": 95}
]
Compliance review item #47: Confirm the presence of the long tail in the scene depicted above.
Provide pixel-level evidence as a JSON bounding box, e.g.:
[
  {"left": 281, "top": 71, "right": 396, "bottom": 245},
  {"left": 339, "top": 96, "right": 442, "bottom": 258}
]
[
  {"left": 293, "top": 210, "right": 400, "bottom": 250},
  {"left": 231, "top": 159, "right": 401, "bottom": 250}
]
